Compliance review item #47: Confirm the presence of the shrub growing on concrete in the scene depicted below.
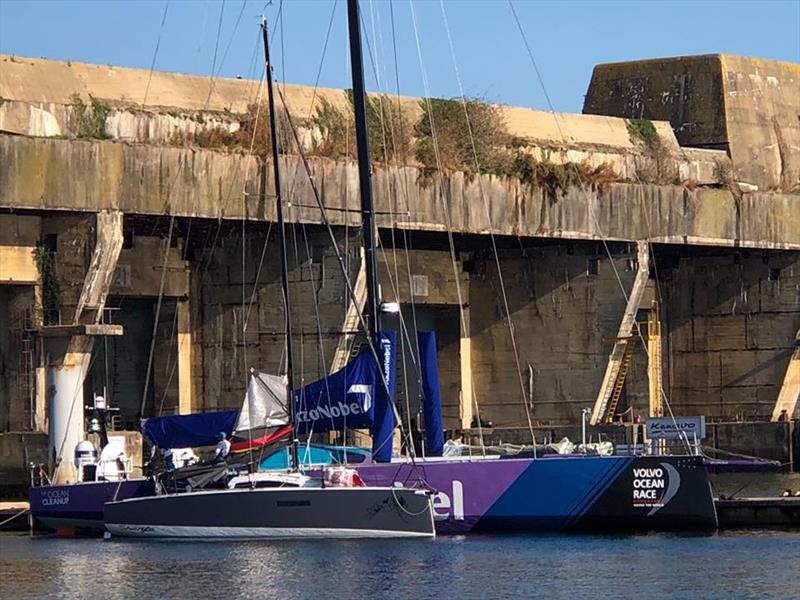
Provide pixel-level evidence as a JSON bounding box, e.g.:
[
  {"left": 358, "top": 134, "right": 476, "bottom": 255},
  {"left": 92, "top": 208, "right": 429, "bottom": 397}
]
[
  {"left": 626, "top": 118, "right": 678, "bottom": 185},
  {"left": 174, "top": 103, "right": 296, "bottom": 156},
  {"left": 71, "top": 94, "right": 111, "bottom": 140},
  {"left": 309, "top": 97, "right": 352, "bottom": 160},
  {"left": 34, "top": 244, "right": 60, "bottom": 325},
  {"left": 309, "top": 91, "right": 412, "bottom": 164},
  {"left": 414, "top": 97, "right": 510, "bottom": 174}
]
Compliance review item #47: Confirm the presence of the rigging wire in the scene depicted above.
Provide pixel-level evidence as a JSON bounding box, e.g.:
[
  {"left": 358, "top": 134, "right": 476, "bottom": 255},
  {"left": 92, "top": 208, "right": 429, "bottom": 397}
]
[
  {"left": 506, "top": 0, "right": 691, "bottom": 452},
  {"left": 218, "top": 0, "right": 250, "bottom": 77},
  {"left": 387, "top": 0, "right": 428, "bottom": 447},
  {"left": 140, "top": 216, "right": 176, "bottom": 416},
  {"left": 438, "top": 0, "right": 537, "bottom": 448},
  {"left": 273, "top": 82, "right": 420, "bottom": 466},
  {"left": 205, "top": 0, "right": 227, "bottom": 106},
  {"left": 143, "top": 0, "right": 170, "bottom": 106},
  {"left": 52, "top": 6, "right": 268, "bottom": 475},
  {"left": 351, "top": 1, "right": 437, "bottom": 458},
  {"left": 408, "top": 0, "right": 494, "bottom": 445},
  {"left": 362, "top": 0, "right": 426, "bottom": 449}
]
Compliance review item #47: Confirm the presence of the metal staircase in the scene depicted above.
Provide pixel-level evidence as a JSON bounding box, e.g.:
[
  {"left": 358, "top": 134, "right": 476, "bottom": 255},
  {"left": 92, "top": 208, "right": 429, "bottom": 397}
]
[
  {"left": 590, "top": 242, "right": 651, "bottom": 425},
  {"left": 604, "top": 338, "right": 637, "bottom": 423}
]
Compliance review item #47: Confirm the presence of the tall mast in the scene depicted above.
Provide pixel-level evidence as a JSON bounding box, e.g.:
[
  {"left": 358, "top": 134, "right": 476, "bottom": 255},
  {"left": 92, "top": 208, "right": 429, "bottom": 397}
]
[
  {"left": 347, "top": 0, "right": 381, "bottom": 344},
  {"left": 261, "top": 19, "right": 299, "bottom": 471},
  {"left": 347, "top": 0, "right": 395, "bottom": 463}
]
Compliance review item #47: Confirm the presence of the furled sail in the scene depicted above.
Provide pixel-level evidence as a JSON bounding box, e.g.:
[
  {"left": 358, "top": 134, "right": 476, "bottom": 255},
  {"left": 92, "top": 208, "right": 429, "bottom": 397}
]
[{"left": 418, "top": 331, "right": 444, "bottom": 457}]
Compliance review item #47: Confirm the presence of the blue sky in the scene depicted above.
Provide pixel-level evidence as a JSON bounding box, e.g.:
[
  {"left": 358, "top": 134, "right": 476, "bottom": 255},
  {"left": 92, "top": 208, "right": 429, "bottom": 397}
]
[{"left": 1, "top": 0, "right": 798, "bottom": 113}]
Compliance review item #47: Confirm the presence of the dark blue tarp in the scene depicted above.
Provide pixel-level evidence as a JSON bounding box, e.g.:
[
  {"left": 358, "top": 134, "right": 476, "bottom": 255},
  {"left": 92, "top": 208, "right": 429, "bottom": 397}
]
[
  {"left": 141, "top": 410, "right": 239, "bottom": 449},
  {"left": 294, "top": 332, "right": 397, "bottom": 443},
  {"left": 418, "top": 331, "right": 444, "bottom": 456}
]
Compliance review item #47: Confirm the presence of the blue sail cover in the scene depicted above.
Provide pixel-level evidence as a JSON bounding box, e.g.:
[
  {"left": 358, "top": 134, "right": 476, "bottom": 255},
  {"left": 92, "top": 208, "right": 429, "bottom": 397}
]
[
  {"left": 294, "top": 332, "right": 397, "bottom": 444},
  {"left": 141, "top": 410, "right": 239, "bottom": 449},
  {"left": 418, "top": 331, "right": 444, "bottom": 456}
]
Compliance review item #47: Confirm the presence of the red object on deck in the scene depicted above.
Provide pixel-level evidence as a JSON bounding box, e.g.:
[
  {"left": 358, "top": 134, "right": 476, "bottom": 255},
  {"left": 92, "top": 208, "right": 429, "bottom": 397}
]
[
  {"left": 230, "top": 424, "right": 293, "bottom": 453},
  {"left": 56, "top": 527, "right": 75, "bottom": 537}
]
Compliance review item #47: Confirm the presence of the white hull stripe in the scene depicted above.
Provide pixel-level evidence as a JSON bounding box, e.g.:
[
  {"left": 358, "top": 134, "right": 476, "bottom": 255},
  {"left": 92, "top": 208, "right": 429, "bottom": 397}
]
[{"left": 106, "top": 524, "right": 434, "bottom": 539}]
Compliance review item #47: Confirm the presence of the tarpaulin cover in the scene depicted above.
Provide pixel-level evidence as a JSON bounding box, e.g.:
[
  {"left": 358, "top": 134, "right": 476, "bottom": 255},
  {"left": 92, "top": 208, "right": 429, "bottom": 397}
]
[
  {"left": 141, "top": 410, "right": 239, "bottom": 449},
  {"left": 294, "top": 332, "right": 397, "bottom": 443},
  {"left": 418, "top": 330, "right": 444, "bottom": 456}
]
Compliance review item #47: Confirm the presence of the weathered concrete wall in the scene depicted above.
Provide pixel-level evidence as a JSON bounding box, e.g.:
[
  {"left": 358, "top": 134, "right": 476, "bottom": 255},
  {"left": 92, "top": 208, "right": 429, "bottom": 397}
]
[
  {"left": 720, "top": 56, "right": 800, "bottom": 192},
  {"left": 469, "top": 244, "right": 644, "bottom": 425},
  {"left": 2, "top": 136, "right": 797, "bottom": 249},
  {"left": 40, "top": 214, "right": 93, "bottom": 325},
  {"left": 584, "top": 54, "right": 800, "bottom": 191},
  {"left": 0, "top": 432, "right": 47, "bottom": 498},
  {"left": 0, "top": 54, "right": 693, "bottom": 155},
  {"left": 190, "top": 226, "right": 467, "bottom": 419},
  {"left": 0, "top": 214, "right": 40, "bottom": 283},
  {"left": 0, "top": 286, "right": 36, "bottom": 431},
  {"left": 663, "top": 250, "right": 800, "bottom": 420},
  {"left": 0, "top": 95, "right": 725, "bottom": 187}
]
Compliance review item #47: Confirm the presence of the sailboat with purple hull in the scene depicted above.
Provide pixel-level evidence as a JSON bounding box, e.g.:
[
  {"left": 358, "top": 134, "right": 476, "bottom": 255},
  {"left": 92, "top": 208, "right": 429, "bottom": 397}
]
[{"left": 29, "top": 0, "right": 717, "bottom": 535}]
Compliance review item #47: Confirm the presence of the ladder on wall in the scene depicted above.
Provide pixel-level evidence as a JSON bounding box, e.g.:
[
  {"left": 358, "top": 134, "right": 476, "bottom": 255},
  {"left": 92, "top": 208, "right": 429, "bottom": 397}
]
[
  {"left": 604, "top": 338, "right": 637, "bottom": 423},
  {"left": 12, "top": 308, "right": 35, "bottom": 430},
  {"left": 590, "top": 242, "right": 651, "bottom": 425},
  {"left": 647, "top": 300, "right": 664, "bottom": 418}
]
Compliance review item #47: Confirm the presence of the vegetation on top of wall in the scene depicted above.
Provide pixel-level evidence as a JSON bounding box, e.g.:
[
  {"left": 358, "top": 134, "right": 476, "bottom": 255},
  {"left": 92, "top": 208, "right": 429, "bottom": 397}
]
[
  {"left": 307, "top": 91, "right": 412, "bottom": 163},
  {"left": 512, "top": 153, "right": 619, "bottom": 197},
  {"left": 34, "top": 244, "right": 60, "bottom": 325},
  {"left": 626, "top": 118, "right": 679, "bottom": 185},
  {"left": 171, "top": 103, "right": 297, "bottom": 156},
  {"left": 626, "top": 118, "right": 659, "bottom": 150},
  {"left": 415, "top": 97, "right": 509, "bottom": 174},
  {"left": 156, "top": 92, "right": 653, "bottom": 195},
  {"left": 309, "top": 97, "right": 352, "bottom": 160},
  {"left": 71, "top": 94, "right": 111, "bottom": 140},
  {"left": 351, "top": 90, "right": 413, "bottom": 164}
]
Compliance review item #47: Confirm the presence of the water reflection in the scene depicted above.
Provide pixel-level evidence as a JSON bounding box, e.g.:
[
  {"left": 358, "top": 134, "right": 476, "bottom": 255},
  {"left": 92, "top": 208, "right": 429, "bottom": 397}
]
[{"left": 2, "top": 530, "right": 798, "bottom": 599}]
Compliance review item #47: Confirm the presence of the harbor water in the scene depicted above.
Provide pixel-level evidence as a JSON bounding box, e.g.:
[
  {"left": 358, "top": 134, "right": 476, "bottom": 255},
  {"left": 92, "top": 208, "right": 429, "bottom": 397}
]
[{"left": 2, "top": 530, "right": 798, "bottom": 599}]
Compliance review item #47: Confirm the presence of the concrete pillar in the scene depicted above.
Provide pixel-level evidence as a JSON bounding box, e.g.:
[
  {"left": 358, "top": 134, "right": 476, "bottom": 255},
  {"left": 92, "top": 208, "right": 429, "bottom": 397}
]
[
  {"left": 47, "top": 210, "right": 123, "bottom": 483},
  {"left": 34, "top": 366, "right": 47, "bottom": 432},
  {"left": 177, "top": 300, "right": 193, "bottom": 415},
  {"left": 772, "top": 329, "right": 800, "bottom": 422},
  {"left": 48, "top": 337, "right": 93, "bottom": 484},
  {"left": 459, "top": 306, "right": 474, "bottom": 430}
]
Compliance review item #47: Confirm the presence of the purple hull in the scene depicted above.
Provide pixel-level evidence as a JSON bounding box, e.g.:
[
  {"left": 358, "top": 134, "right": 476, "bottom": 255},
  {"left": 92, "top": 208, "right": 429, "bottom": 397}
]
[
  {"left": 29, "top": 479, "right": 155, "bottom": 531},
  {"left": 30, "top": 454, "right": 716, "bottom": 534},
  {"left": 358, "top": 454, "right": 717, "bottom": 533}
]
